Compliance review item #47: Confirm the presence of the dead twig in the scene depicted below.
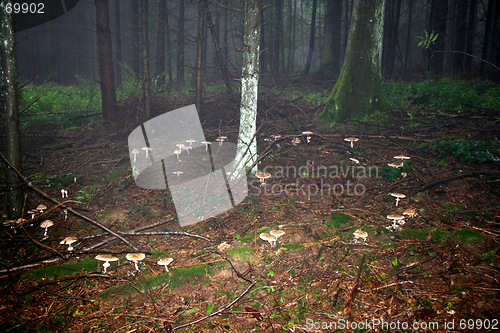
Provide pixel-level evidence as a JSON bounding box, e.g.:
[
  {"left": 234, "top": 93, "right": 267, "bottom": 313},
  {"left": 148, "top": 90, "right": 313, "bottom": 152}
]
[{"left": 343, "top": 253, "right": 366, "bottom": 314}]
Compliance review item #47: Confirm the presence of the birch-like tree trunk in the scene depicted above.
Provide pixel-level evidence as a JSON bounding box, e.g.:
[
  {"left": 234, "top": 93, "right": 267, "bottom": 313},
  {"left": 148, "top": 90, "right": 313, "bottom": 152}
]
[
  {"left": 233, "top": 0, "right": 261, "bottom": 177},
  {"left": 1, "top": 0, "right": 23, "bottom": 218},
  {"left": 319, "top": 0, "right": 389, "bottom": 123}
]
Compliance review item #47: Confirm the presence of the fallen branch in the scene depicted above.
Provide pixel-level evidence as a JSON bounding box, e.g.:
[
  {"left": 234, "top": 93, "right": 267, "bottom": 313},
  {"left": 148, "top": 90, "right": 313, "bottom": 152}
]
[
  {"left": 413, "top": 171, "right": 495, "bottom": 194},
  {"left": 343, "top": 254, "right": 365, "bottom": 315},
  {"left": 0, "top": 151, "right": 137, "bottom": 250},
  {"left": 171, "top": 281, "right": 256, "bottom": 332}
]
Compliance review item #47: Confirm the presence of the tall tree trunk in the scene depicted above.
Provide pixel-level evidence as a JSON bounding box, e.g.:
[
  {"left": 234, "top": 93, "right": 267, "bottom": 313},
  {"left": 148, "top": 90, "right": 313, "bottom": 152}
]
[
  {"left": 141, "top": 0, "right": 152, "bottom": 119},
  {"left": 404, "top": 0, "right": 413, "bottom": 69},
  {"left": 212, "top": 1, "right": 221, "bottom": 78},
  {"left": 177, "top": 0, "right": 185, "bottom": 87},
  {"left": 319, "top": 0, "right": 389, "bottom": 123},
  {"left": 131, "top": 1, "right": 140, "bottom": 75},
  {"left": 196, "top": 0, "right": 206, "bottom": 112},
  {"left": 452, "top": 0, "right": 468, "bottom": 74},
  {"left": 1, "top": 0, "right": 23, "bottom": 219},
  {"left": 273, "top": 0, "right": 282, "bottom": 73},
  {"left": 165, "top": 4, "right": 173, "bottom": 84},
  {"left": 382, "top": 0, "right": 401, "bottom": 77},
  {"left": 342, "top": 0, "right": 352, "bottom": 64},
  {"left": 428, "top": 0, "right": 448, "bottom": 76},
  {"left": 322, "top": 0, "right": 342, "bottom": 75},
  {"left": 95, "top": 0, "right": 117, "bottom": 121},
  {"left": 465, "top": 0, "right": 476, "bottom": 72},
  {"left": 223, "top": 0, "right": 229, "bottom": 63},
  {"left": 234, "top": 0, "right": 261, "bottom": 176},
  {"left": 114, "top": 0, "right": 122, "bottom": 85},
  {"left": 155, "top": 0, "right": 166, "bottom": 86},
  {"left": 304, "top": 0, "right": 317, "bottom": 74},
  {"left": 260, "top": 3, "right": 267, "bottom": 73}
]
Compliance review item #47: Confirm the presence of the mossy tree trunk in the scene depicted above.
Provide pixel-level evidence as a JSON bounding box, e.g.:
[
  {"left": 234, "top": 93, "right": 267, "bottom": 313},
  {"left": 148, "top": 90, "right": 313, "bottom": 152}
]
[
  {"left": 1, "top": 0, "right": 23, "bottom": 219},
  {"left": 318, "top": 0, "right": 389, "bottom": 123},
  {"left": 233, "top": 0, "right": 261, "bottom": 177}
]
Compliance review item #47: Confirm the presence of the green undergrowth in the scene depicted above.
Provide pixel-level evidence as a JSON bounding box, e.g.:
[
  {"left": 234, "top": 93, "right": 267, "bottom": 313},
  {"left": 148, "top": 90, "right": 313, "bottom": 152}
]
[
  {"left": 425, "top": 139, "right": 499, "bottom": 164},
  {"left": 397, "top": 228, "right": 485, "bottom": 243},
  {"left": 99, "top": 264, "right": 212, "bottom": 299}
]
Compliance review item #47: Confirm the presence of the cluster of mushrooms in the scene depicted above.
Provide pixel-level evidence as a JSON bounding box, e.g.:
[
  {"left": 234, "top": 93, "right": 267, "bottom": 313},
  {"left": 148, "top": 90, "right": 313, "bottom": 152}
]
[
  {"left": 259, "top": 229, "right": 286, "bottom": 247},
  {"left": 95, "top": 253, "right": 174, "bottom": 274}
]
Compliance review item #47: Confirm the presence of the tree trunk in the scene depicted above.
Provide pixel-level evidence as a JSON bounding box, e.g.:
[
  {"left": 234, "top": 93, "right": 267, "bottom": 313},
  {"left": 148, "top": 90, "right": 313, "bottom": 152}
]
[
  {"left": 404, "top": 0, "right": 413, "bottom": 69},
  {"left": 428, "top": 0, "right": 448, "bottom": 76},
  {"left": 260, "top": 4, "right": 267, "bottom": 73},
  {"left": 382, "top": 0, "right": 401, "bottom": 77},
  {"left": 481, "top": 0, "right": 500, "bottom": 75},
  {"left": 212, "top": 1, "right": 221, "bottom": 78},
  {"left": 304, "top": 0, "right": 317, "bottom": 74},
  {"left": 131, "top": 1, "right": 140, "bottom": 75},
  {"left": 177, "top": 0, "right": 185, "bottom": 87},
  {"left": 155, "top": 0, "right": 166, "bottom": 86},
  {"left": 319, "top": 0, "right": 389, "bottom": 123},
  {"left": 452, "top": 0, "right": 468, "bottom": 74},
  {"left": 465, "top": 0, "right": 477, "bottom": 72},
  {"left": 321, "top": 0, "right": 342, "bottom": 75},
  {"left": 141, "top": 0, "right": 152, "bottom": 119},
  {"left": 233, "top": 0, "right": 261, "bottom": 176},
  {"left": 273, "top": 0, "right": 282, "bottom": 73},
  {"left": 114, "top": 0, "right": 122, "bottom": 85},
  {"left": 196, "top": 0, "right": 206, "bottom": 112},
  {"left": 1, "top": 0, "right": 23, "bottom": 219},
  {"left": 95, "top": 0, "right": 117, "bottom": 121}
]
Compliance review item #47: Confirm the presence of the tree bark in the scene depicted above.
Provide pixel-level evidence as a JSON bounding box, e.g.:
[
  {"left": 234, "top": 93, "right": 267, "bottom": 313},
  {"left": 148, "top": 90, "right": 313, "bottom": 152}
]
[
  {"left": 1, "top": 0, "right": 23, "bottom": 219},
  {"left": 304, "top": 0, "right": 317, "bottom": 74},
  {"left": 465, "top": 0, "right": 476, "bottom": 72},
  {"left": 177, "top": 0, "right": 185, "bottom": 87},
  {"left": 155, "top": 0, "right": 166, "bottom": 86},
  {"left": 196, "top": 0, "right": 206, "bottom": 112},
  {"left": 95, "top": 0, "right": 117, "bottom": 121},
  {"left": 114, "top": 0, "right": 122, "bottom": 85},
  {"left": 321, "top": 0, "right": 342, "bottom": 75},
  {"left": 428, "top": 0, "right": 448, "bottom": 76},
  {"left": 273, "top": 0, "right": 282, "bottom": 73},
  {"left": 452, "top": 0, "right": 468, "bottom": 74},
  {"left": 141, "top": 0, "right": 152, "bottom": 119},
  {"left": 165, "top": 4, "right": 173, "bottom": 84},
  {"left": 131, "top": 1, "right": 140, "bottom": 75},
  {"left": 382, "top": 0, "right": 401, "bottom": 77},
  {"left": 234, "top": 0, "right": 261, "bottom": 176},
  {"left": 319, "top": 0, "right": 389, "bottom": 123}
]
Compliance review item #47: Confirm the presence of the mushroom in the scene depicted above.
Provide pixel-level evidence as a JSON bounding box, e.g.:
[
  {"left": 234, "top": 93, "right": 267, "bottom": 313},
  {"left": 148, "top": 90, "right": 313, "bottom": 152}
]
[
  {"left": 302, "top": 131, "right": 314, "bottom": 143},
  {"left": 27, "top": 210, "right": 38, "bottom": 219},
  {"left": 62, "top": 209, "right": 68, "bottom": 221},
  {"left": 387, "top": 214, "right": 405, "bottom": 230},
  {"left": 95, "top": 254, "right": 119, "bottom": 274},
  {"left": 349, "top": 158, "right": 360, "bottom": 164},
  {"left": 292, "top": 137, "right": 301, "bottom": 144},
  {"left": 260, "top": 233, "right": 276, "bottom": 247},
  {"left": 255, "top": 171, "right": 272, "bottom": 184},
  {"left": 394, "top": 155, "right": 410, "bottom": 160},
  {"left": 176, "top": 143, "right": 185, "bottom": 150},
  {"left": 61, "top": 189, "right": 68, "bottom": 198},
  {"left": 344, "top": 137, "right": 359, "bottom": 148},
  {"left": 272, "top": 135, "right": 282, "bottom": 140},
  {"left": 131, "top": 149, "right": 140, "bottom": 163},
  {"left": 185, "top": 139, "right": 196, "bottom": 146},
  {"left": 184, "top": 146, "right": 192, "bottom": 155},
  {"left": 270, "top": 230, "right": 285, "bottom": 243},
  {"left": 217, "top": 242, "right": 231, "bottom": 252},
  {"left": 174, "top": 149, "right": 182, "bottom": 160},
  {"left": 173, "top": 171, "right": 183, "bottom": 178},
  {"left": 36, "top": 204, "right": 47, "bottom": 213},
  {"left": 60, "top": 236, "right": 78, "bottom": 251},
  {"left": 142, "top": 147, "right": 152, "bottom": 158},
  {"left": 126, "top": 253, "right": 146, "bottom": 271},
  {"left": 387, "top": 162, "right": 404, "bottom": 169},
  {"left": 390, "top": 193, "right": 406, "bottom": 206},
  {"left": 403, "top": 208, "right": 418, "bottom": 218},
  {"left": 40, "top": 220, "right": 53, "bottom": 237},
  {"left": 157, "top": 258, "right": 174, "bottom": 272},
  {"left": 201, "top": 141, "right": 211, "bottom": 151},
  {"left": 353, "top": 229, "right": 368, "bottom": 243},
  {"left": 216, "top": 136, "right": 227, "bottom": 146}
]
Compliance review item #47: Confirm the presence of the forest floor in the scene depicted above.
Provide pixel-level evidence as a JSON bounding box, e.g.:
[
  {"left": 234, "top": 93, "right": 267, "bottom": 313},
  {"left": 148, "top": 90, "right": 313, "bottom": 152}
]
[{"left": 1, "top": 79, "right": 500, "bottom": 332}]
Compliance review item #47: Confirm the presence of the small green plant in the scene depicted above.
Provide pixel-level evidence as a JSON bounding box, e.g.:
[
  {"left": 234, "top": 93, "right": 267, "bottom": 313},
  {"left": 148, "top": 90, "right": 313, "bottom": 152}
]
[
  {"left": 417, "top": 30, "right": 438, "bottom": 49},
  {"left": 427, "top": 139, "right": 498, "bottom": 163}
]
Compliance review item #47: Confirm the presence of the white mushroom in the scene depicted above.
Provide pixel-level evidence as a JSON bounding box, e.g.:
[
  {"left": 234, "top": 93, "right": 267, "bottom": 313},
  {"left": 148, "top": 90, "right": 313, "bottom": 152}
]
[
  {"left": 126, "top": 253, "right": 146, "bottom": 271},
  {"left": 173, "top": 171, "right": 183, "bottom": 178},
  {"left": 269, "top": 230, "right": 285, "bottom": 243},
  {"left": 260, "top": 233, "right": 276, "bottom": 247},
  {"left": 353, "top": 229, "right": 368, "bottom": 243},
  {"left": 40, "top": 220, "right": 53, "bottom": 237},
  {"left": 36, "top": 204, "right": 47, "bottom": 213},
  {"left": 142, "top": 147, "right": 152, "bottom": 158},
  {"left": 201, "top": 141, "right": 211, "bottom": 151},
  {"left": 174, "top": 149, "right": 182, "bottom": 160},
  {"left": 131, "top": 149, "right": 140, "bottom": 163},
  {"left": 403, "top": 208, "right": 418, "bottom": 218},
  {"left": 157, "top": 258, "right": 174, "bottom": 272},
  {"left": 344, "top": 137, "right": 359, "bottom": 148},
  {"left": 390, "top": 193, "right": 406, "bottom": 206},
  {"left": 255, "top": 171, "right": 272, "bottom": 184},
  {"left": 185, "top": 139, "right": 196, "bottom": 146},
  {"left": 60, "top": 236, "right": 78, "bottom": 251},
  {"left": 216, "top": 136, "right": 227, "bottom": 146},
  {"left": 387, "top": 214, "right": 405, "bottom": 231},
  {"left": 95, "top": 254, "right": 119, "bottom": 274}
]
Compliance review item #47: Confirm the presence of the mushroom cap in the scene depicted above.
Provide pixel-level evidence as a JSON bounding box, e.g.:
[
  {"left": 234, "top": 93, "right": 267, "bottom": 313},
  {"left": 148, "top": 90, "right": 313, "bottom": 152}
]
[
  {"left": 216, "top": 136, "right": 227, "bottom": 142},
  {"left": 173, "top": 171, "right": 183, "bottom": 176},
  {"left": 37, "top": 204, "right": 47, "bottom": 211},
  {"left": 175, "top": 143, "right": 185, "bottom": 148},
  {"left": 353, "top": 229, "right": 368, "bottom": 238},
  {"left": 185, "top": 139, "right": 196, "bottom": 144},
  {"left": 349, "top": 158, "right": 360, "bottom": 164},
  {"left": 292, "top": 138, "right": 301, "bottom": 144},
  {"left": 390, "top": 192, "right": 406, "bottom": 199},
  {"left": 272, "top": 135, "right": 282, "bottom": 139},
  {"left": 28, "top": 209, "right": 38, "bottom": 215},
  {"left": 40, "top": 220, "right": 53, "bottom": 228},
  {"left": 393, "top": 155, "right": 410, "bottom": 160},
  {"left": 157, "top": 257, "right": 173, "bottom": 266},
  {"left": 344, "top": 137, "right": 359, "bottom": 142},
  {"left": 16, "top": 218, "right": 26, "bottom": 224},
  {"left": 60, "top": 236, "right": 77, "bottom": 245},
  {"left": 403, "top": 208, "right": 418, "bottom": 217},
  {"left": 269, "top": 230, "right": 285, "bottom": 239},
  {"left": 95, "top": 254, "right": 119, "bottom": 262},
  {"left": 302, "top": 131, "right": 314, "bottom": 135},
  {"left": 387, "top": 162, "right": 404, "bottom": 168},
  {"left": 142, "top": 146, "right": 152, "bottom": 151},
  {"left": 255, "top": 171, "right": 272, "bottom": 179},
  {"left": 201, "top": 141, "right": 211, "bottom": 145},
  {"left": 126, "top": 253, "right": 146, "bottom": 261},
  {"left": 387, "top": 214, "right": 405, "bottom": 220},
  {"left": 259, "top": 232, "right": 276, "bottom": 242},
  {"left": 131, "top": 148, "right": 140, "bottom": 154},
  {"left": 173, "top": 149, "right": 182, "bottom": 155},
  {"left": 217, "top": 242, "right": 231, "bottom": 252},
  {"left": 3, "top": 220, "right": 17, "bottom": 227}
]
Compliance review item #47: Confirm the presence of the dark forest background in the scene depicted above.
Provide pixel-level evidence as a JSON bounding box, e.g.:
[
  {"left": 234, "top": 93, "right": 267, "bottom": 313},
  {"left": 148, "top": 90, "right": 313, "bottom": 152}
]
[{"left": 14, "top": 0, "right": 500, "bottom": 87}]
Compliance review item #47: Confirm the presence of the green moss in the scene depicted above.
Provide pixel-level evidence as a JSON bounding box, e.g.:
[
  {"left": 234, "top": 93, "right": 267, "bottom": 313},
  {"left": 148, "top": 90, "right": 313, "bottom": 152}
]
[
  {"left": 240, "top": 226, "right": 271, "bottom": 243},
  {"left": 106, "top": 169, "right": 126, "bottom": 180},
  {"left": 226, "top": 246, "right": 255, "bottom": 261},
  {"left": 329, "top": 213, "right": 351, "bottom": 228},
  {"left": 20, "top": 257, "right": 98, "bottom": 281}
]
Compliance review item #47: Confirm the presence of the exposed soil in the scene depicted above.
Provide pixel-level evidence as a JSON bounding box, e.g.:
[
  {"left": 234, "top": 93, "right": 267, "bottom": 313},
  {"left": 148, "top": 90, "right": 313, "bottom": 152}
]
[{"left": 1, "top": 84, "right": 500, "bottom": 332}]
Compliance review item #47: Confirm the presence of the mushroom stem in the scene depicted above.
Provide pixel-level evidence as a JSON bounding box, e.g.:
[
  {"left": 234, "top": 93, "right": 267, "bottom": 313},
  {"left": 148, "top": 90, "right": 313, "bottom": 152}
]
[
  {"left": 395, "top": 198, "right": 400, "bottom": 206},
  {"left": 43, "top": 228, "right": 48, "bottom": 237},
  {"left": 134, "top": 262, "right": 140, "bottom": 271},
  {"left": 103, "top": 261, "right": 110, "bottom": 274}
]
